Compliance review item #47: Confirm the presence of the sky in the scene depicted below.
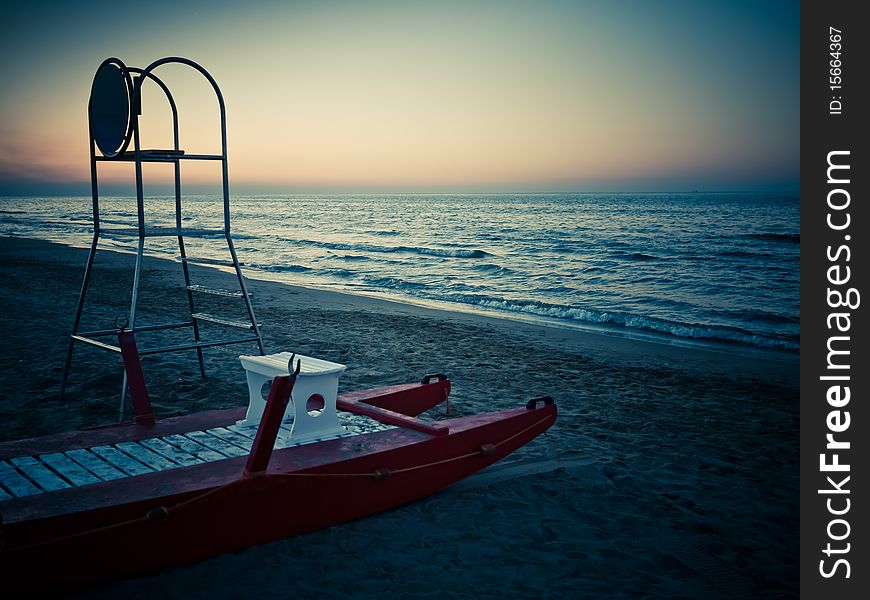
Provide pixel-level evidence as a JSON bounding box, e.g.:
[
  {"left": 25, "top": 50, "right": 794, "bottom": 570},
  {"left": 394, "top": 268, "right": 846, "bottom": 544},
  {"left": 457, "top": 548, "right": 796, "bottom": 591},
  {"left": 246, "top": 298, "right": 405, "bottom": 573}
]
[{"left": 0, "top": 0, "right": 799, "bottom": 195}]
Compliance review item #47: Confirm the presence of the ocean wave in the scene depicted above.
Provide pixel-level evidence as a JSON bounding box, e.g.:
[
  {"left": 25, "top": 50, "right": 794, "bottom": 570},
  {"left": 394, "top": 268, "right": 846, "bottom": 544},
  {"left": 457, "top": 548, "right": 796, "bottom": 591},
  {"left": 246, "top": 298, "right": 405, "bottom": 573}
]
[
  {"left": 361, "top": 275, "right": 428, "bottom": 290},
  {"left": 295, "top": 239, "right": 492, "bottom": 258},
  {"left": 400, "top": 246, "right": 491, "bottom": 258},
  {"left": 471, "top": 263, "right": 514, "bottom": 274},
  {"left": 720, "top": 250, "right": 759, "bottom": 258},
  {"left": 619, "top": 252, "right": 660, "bottom": 261},
  {"left": 321, "top": 268, "right": 357, "bottom": 279},
  {"left": 713, "top": 307, "right": 800, "bottom": 325},
  {"left": 747, "top": 232, "right": 799, "bottom": 243},
  {"left": 449, "top": 296, "right": 798, "bottom": 351},
  {"left": 250, "top": 263, "right": 311, "bottom": 273},
  {"left": 550, "top": 242, "right": 577, "bottom": 253},
  {"left": 336, "top": 254, "right": 370, "bottom": 261}
]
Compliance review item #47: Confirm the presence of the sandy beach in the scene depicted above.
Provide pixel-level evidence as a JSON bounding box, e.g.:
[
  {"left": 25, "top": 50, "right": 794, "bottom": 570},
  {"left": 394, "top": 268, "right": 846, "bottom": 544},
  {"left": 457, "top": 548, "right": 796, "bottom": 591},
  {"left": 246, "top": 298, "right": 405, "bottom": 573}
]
[{"left": 0, "top": 236, "right": 798, "bottom": 598}]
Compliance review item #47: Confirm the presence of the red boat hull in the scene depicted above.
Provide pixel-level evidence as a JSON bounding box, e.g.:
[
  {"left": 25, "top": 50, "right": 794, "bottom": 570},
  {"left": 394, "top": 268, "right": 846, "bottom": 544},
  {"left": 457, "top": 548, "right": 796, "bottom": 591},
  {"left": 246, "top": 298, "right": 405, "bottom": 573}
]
[{"left": 0, "top": 381, "right": 555, "bottom": 591}]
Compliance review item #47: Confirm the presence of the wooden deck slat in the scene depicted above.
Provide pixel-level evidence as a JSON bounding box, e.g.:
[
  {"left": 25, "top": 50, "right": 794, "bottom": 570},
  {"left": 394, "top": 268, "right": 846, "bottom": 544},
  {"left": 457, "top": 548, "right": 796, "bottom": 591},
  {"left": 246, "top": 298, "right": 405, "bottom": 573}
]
[
  {"left": 0, "top": 460, "right": 43, "bottom": 497},
  {"left": 139, "top": 438, "right": 204, "bottom": 467},
  {"left": 65, "top": 449, "right": 128, "bottom": 481},
  {"left": 226, "top": 424, "right": 257, "bottom": 439},
  {"left": 341, "top": 415, "right": 366, "bottom": 434},
  {"left": 340, "top": 413, "right": 395, "bottom": 434},
  {"left": 40, "top": 453, "right": 101, "bottom": 486},
  {"left": 89, "top": 446, "right": 152, "bottom": 476},
  {"left": 0, "top": 383, "right": 431, "bottom": 460},
  {"left": 184, "top": 431, "right": 248, "bottom": 457},
  {"left": 206, "top": 427, "right": 254, "bottom": 450},
  {"left": 162, "top": 435, "right": 226, "bottom": 462},
  {"left": 115, "top": 442, "right": 181, "bottom": 472},
  {"left": 0, "top": 415, "right": 395, "bottom": 501},
  {"left": 226, "top": 422, "right": 305, "bottom": 449},
  {"left": 227, "top": 423, "right": 297, "bottom": 448},
  {"left": 10, "top": 456, "right": 71, "bottom": 492}
]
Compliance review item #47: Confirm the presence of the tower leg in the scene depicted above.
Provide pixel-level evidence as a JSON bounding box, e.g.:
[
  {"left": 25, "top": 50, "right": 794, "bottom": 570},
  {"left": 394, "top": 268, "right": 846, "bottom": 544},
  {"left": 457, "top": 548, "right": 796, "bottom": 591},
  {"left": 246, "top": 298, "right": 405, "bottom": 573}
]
[
  {"left": 177, "top": 235, "right": 206, "bottom": 378},
  {"left": 119, "top": 236, "right": 146, "bottom": 422},
  {"left": 60, "top": 232, "right": 100, "bottom": 400},
  {"left": 227, "top": 234, "right": 265, "bottom": 355}
]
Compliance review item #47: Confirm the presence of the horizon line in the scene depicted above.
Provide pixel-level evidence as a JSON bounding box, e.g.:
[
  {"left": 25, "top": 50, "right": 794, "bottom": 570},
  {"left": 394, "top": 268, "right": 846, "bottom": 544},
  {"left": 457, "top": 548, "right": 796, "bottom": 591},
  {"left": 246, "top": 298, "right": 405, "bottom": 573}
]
[
  {"left": 0, "top": 190, "right": 800, "bottom": 198},
  {"left": 0, "top": 186, "right": 801, "bottom": 198}
]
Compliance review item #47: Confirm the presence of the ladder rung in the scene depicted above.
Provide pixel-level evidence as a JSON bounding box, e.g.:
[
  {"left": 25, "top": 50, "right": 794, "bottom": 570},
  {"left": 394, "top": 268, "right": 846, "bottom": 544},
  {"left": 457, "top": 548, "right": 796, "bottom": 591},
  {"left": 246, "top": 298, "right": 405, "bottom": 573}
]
[
  {"left": 139, "top": 337, "right": 261, "bottom": 355},
  {"left": 187, "top": 285, "right": 250, "bottom": 298},
  {"left": 101, "top": 227, "right": 226, "bottom": 238},
  {"left": 78, "top": 322, "right": 194, "bottom": 337},
  {"left": 191, "top": 313, "right": 260, "bottom": 329},
  {"left": 134, "top": 149, "right": 186, "bottom": 155},
  {"left": 177, "top": 255, "right": 243, "bottom": 267},
  {"left": 71, "top": 335, "right": 121, "bottom": 353}
]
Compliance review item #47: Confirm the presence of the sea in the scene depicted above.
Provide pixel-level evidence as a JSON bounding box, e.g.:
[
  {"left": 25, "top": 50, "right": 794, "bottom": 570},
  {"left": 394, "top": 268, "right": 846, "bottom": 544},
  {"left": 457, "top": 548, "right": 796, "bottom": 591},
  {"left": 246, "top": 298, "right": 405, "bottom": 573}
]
[{"left": 0, "top": 193, "right": 799, "bottom": 352}]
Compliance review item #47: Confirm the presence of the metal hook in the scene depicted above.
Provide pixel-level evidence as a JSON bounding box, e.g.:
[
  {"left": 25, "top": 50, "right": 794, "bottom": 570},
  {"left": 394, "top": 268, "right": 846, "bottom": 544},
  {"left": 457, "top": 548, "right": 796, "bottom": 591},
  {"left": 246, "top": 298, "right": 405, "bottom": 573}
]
[
  {"left": 114, "top": 315, "right": 130, "bottom": 331},
  {"left": 288, "top": 353, "right": 301, "bottom": 383}
]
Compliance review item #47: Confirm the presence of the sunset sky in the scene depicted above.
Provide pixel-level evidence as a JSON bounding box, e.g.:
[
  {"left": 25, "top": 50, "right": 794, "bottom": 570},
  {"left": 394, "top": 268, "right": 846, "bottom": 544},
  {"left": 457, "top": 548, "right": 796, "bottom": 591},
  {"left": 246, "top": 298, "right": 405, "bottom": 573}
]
[{"left": 0, "top": 0, "right": 798, "bottom": 195}]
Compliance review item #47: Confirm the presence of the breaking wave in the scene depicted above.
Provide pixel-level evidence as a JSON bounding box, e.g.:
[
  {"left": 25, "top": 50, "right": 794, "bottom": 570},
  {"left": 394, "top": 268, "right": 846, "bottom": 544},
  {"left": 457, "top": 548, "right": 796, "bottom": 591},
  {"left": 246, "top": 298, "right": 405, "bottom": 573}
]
[
  {"left": 296, "top": 239, "right": 492, "bottom": 258},
  {"left": 458, "top": 297, "right": 798, "bottom": 351}
]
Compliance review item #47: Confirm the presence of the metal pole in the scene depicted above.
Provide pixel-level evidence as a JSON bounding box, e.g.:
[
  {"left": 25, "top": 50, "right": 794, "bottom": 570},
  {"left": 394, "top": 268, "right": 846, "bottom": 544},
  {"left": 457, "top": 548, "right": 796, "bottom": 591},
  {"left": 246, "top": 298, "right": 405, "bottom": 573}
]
[
  {"left": 227, "top": 234, "right": 265, "bottom": 355},
  {"left": 119, "top": 100, "right": 147, "bottom": 422},
  {"left": 60, "top": 234, "right": 99, "bottom": 399},
  {"left": 168, "top": 94, "right": 206, "bottom": 378},
  {"left": 61, "top": 127, "right": 102, "bottom": 400},
  {"left": 119, "top": 235, "right": 145, "bottom": 422}
]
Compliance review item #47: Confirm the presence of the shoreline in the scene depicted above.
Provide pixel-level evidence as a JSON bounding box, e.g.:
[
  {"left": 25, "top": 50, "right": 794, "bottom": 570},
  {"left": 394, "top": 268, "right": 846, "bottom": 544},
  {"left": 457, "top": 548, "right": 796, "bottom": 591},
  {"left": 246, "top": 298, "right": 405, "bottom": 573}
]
[
  {"left": 247, "top": 267, "right": 800, "bottom": 361},
  {"left": 1, "top": 235, "right": 799, "bottom": 386},
  {"left": 1, "top": 231, "right": 800, "bottom": 361}
]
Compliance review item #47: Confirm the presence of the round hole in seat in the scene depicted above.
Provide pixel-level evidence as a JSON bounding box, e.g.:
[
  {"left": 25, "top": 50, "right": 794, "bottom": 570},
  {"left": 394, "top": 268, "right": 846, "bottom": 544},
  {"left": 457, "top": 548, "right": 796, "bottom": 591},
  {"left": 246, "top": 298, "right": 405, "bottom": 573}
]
[
  {"left": 307, "top": 393, "right": 325, "bottom": 416},
  {"left": 260, "top": 380, "right": 272, "bottom": 400}
]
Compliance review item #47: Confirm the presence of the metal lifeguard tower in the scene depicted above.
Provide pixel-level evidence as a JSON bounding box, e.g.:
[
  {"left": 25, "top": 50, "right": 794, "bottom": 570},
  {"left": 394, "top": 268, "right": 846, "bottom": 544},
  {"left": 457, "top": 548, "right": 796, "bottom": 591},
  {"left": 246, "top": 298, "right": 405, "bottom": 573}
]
[{"left": 60, "top": 57, "right": 265, "bottom": 420}]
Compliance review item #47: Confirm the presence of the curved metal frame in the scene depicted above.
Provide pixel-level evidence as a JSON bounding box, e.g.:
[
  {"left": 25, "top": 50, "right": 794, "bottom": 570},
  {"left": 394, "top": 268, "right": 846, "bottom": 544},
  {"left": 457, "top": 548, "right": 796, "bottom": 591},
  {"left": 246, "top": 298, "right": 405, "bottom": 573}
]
[
  {"left": 62, "top": 57, "right": 266, "bottom": 421},
  {"left": 135, "top": 58, "right": 230, "bottom": 226}
]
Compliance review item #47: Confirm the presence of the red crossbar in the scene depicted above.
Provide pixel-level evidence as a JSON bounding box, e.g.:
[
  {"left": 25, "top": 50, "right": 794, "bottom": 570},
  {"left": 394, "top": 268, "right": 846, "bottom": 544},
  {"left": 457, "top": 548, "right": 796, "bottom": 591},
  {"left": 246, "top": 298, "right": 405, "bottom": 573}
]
[{"left": 337, "top": 398, "right": 449, "bottom": 436}]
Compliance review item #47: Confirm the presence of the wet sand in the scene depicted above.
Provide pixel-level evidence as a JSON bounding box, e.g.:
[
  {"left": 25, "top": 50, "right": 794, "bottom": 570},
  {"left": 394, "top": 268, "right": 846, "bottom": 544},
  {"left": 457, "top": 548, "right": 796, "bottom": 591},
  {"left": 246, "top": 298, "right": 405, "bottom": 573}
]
[{"left": 0, "top": 236, "right": 799, "bottom": 598}]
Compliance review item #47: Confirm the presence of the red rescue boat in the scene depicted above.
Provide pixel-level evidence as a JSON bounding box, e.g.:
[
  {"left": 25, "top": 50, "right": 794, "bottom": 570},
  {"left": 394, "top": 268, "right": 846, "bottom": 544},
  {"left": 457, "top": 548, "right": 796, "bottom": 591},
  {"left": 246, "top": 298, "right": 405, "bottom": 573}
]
[{"left": 0, "top": 332, "right": 556, "bottom": 591}]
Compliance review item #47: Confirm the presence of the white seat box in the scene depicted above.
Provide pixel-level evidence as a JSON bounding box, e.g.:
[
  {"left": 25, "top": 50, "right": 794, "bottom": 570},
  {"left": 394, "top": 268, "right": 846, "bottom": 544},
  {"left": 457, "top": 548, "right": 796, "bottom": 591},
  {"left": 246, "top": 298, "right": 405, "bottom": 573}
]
[{"left": 238, "top": 352, "right": 347, "bottom": 444}]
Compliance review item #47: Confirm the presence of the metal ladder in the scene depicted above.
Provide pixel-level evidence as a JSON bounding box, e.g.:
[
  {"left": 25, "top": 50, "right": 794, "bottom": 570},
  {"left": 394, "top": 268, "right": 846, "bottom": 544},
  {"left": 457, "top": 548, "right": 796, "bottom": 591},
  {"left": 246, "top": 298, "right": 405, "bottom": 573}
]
[{"left": 60, "top": 57, "right": 265, "bottom": 421}]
